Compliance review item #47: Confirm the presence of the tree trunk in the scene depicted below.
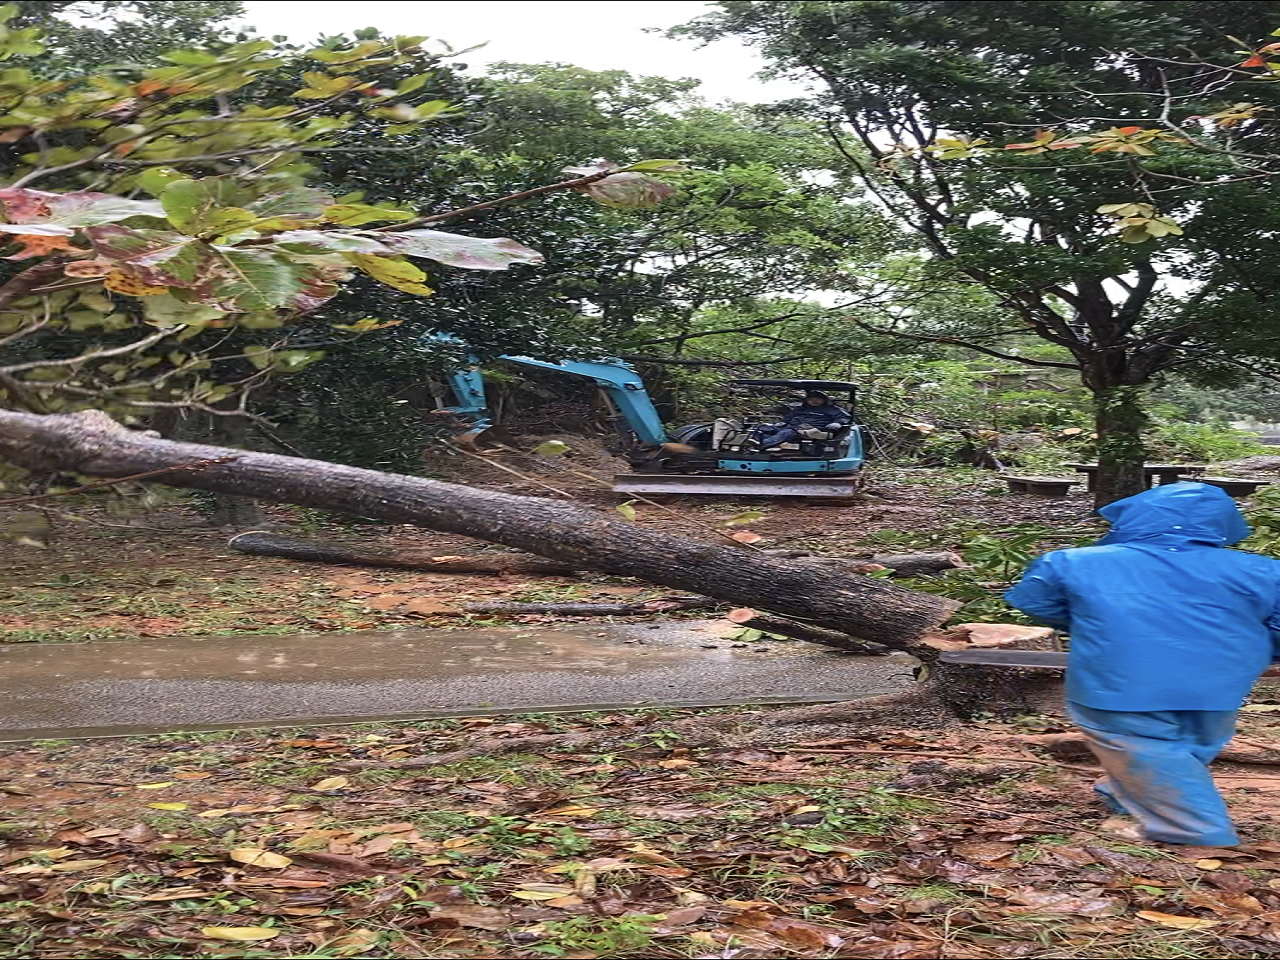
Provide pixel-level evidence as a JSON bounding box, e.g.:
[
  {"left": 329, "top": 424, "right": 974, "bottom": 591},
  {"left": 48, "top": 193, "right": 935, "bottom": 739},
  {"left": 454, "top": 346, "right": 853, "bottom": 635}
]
[
  {"left": 0, "top": 410, "right": 960, "bottom": 648},
  {"left": 1089, "top": 382, "right": 1150, "bottom": 508},
  {"left": 228, "top": 530, "right": 580, "bottom": 576},
  {"left": 208, "top": 408, "right": 266, "bottom": 530}
]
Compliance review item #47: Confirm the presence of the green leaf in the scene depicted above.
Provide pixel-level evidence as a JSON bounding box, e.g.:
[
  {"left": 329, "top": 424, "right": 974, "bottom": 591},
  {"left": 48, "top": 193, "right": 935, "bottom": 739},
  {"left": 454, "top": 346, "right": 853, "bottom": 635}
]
[
  {"left": 615, "top": 501, "right": 637, "bottom": 521},
  {"left": 138, "top": 168, "right": 189, "bottom": 198},
  {"left": 206, "top": 247, "right": 305, "bottom": 312},
  {"left": 396, "top": 74, "right": 431, "bottom": 95},
  {"left": 379, "top": 229, "right": 543, "bottom": 270},
  {"left": 346, "top": 253, "right": 433, "bottom": 296},
  {"left": 293, "top": 72, "right": 359, "bottom": 99},
  {"left": 323, "top": 203, "right": 415, "bottom": 226},
  {"left": 533, "top": 440, "right": 570, "bottom": 457},
  {"left": 626, "top": 159, "right": 686, "bottom": 171},
  {"left": 723, "top": 509, "right": 764, "bottom": 527},
  {"left": 161, "top": 178, "right": 252, "bottom": 235},
  {"left": 141, "top": 293, "right": 226, "bottom": 327},
  {"left": 245, "top": 186, "right": 332, "bottom": 226}
]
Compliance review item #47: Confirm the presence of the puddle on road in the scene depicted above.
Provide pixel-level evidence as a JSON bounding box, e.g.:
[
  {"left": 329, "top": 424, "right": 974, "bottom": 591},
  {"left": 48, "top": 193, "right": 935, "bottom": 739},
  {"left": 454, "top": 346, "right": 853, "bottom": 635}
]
[{"left": 0, "top": 621, "right": 915, "bottom": 740}]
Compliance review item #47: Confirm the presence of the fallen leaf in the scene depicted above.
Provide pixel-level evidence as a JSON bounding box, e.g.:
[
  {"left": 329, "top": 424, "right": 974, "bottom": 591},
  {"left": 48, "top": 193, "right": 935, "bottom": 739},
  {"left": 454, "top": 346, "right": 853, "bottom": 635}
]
[
  {"left": 1241, "top": 704, "right": 1280, "bottom": 713},
  {"left": 327, "top": 928, "right": 381, "bottom": 955},
  {"left": 1195, "top": 858, "right": 1223, "bottom": 870},
  {"left": 311, "top": 776, "right": 350, "bottom": 792},
  {"left": 133, "top": 887, "right": 212, "bottom": 901},
  {"left": 147, "top": 802, "right": 188, "bottom": 811},
  {"left": 291, "top": 852, "right": 382, "bottom": 876},
  {"left": 511, "top": 883, "right": 575, "bottom": 901},
  {"left": 953, "top": 841, "right": 1016, "bottom": 864},
  {"left": 426, "top": 904, "right": 510, "bottom": 931},
  {"left": 230, "top": 848, "right": 292, "bottom": 869},
  {"left": 1136, "top": 910, "right": 1218, "bottom": 930},
  {"left": 730, "top": 530, "right": 764, "bottom": 544},
  {"left": 1007, "top": 890, "right": 1119, "bottom": 916},
  {"left": 135, "top": 782, "right": 174, "bottom": 790},
  {"left": 201, "top": 926, "right": 280, "bottom": 942},
  {"left": 540, "top": 804, "right": 598, "bottom": 819},
  {"left": 174, "top": 771, "right": 212, "bottom": 781},
  {"left": 49, "top": 859, "right": 113, "bottom": 873},
  {"left": 122, "top": 823, "right": 157, "bottom": 843},
  {"left": 731, "top": 910, "right": 845, "bottom": 949}
]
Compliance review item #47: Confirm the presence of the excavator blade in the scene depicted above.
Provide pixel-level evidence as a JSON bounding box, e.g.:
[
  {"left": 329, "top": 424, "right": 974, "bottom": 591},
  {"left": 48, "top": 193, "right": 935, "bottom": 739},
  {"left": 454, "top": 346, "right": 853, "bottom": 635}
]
[
  {"left": 612, "top": 473, "right": 858, "bottom": 498},
  {"left": 940, "top": 650, "right": 1068, "bottom": 671}
]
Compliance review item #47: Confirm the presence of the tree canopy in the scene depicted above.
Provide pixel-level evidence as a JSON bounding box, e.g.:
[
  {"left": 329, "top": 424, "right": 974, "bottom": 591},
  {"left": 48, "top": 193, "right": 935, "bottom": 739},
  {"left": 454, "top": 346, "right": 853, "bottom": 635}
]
[{"left": 680, "top": 0, "right": 1280, "bottom": 501}]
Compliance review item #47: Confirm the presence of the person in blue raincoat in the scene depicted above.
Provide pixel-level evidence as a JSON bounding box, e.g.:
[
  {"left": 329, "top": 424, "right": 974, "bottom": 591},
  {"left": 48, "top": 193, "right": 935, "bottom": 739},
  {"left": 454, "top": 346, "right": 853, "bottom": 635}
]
[{"left": 1005, "top": 481, "right": 1280, "bottom": 847}]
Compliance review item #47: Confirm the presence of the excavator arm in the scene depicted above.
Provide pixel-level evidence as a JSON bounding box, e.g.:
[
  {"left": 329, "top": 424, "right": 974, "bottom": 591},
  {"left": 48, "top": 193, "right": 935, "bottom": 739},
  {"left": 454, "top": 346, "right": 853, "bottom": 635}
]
[{"left": 429, "top": 338, "right": 667, "bottom": 448}]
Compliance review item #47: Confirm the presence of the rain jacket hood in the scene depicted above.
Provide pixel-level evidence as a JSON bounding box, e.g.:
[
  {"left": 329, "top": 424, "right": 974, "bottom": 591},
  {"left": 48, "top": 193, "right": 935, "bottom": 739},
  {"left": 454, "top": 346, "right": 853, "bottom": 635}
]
[{"left": 1097, "top": 481, "right": 1252, "bottom": 548}]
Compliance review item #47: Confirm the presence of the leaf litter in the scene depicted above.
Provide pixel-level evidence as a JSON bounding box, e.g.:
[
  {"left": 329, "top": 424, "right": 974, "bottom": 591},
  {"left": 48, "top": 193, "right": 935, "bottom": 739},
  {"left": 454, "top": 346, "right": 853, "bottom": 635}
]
[{"left": 5, "top": 714, "right": 1280, "bottom": 958}]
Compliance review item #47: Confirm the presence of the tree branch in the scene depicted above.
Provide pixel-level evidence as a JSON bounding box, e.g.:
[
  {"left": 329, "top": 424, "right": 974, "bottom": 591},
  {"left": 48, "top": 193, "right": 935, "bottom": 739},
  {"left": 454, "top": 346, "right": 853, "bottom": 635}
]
[
  {"left": 849, "top": 319, "right": 1080, "bottom": 370},
  {"left": 0, "top": 327, "right": 174, "bottom": 375}
]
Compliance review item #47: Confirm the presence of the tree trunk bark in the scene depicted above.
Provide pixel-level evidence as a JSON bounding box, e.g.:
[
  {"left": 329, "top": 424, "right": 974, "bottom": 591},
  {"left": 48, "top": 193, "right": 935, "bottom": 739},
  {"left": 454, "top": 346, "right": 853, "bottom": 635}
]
[
  {"left": 1089, "top": 383, "right": 1150, "bottom": 508},
  {"left": 0, "top": 410, "right": 960, "bottom": 648},
  {"left": 208, "top": 408, "right": 266, "bottom": 530},
  {"left": 228, "top": 531, "right": 580, "bottom": 576}
]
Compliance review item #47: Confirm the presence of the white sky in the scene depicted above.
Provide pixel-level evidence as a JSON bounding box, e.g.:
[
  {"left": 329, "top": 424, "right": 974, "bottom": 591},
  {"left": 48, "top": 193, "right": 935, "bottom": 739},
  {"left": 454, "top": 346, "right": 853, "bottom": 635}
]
[{"left": 238, "top": 0, "right": 808, "bottom": 103}]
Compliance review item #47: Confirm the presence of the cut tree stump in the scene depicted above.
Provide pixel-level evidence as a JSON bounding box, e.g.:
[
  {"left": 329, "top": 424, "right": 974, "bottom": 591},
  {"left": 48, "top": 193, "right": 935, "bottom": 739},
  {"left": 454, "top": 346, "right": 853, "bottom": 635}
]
[{"left": 228, "top": 530, "right": 579, "bottom": 576}]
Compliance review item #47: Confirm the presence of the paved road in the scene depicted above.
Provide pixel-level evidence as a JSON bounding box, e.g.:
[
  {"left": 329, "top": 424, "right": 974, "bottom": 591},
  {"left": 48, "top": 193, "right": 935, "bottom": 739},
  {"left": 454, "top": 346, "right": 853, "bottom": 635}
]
[{"left": 0, "top": 621, "right": 913, "bottom": 740}]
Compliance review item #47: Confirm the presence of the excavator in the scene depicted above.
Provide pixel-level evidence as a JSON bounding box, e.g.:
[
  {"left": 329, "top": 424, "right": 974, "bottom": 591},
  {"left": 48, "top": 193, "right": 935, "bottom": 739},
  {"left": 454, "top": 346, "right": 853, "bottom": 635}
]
[{"left": 431, "top": 342, "right": 866, "bottom": 499}]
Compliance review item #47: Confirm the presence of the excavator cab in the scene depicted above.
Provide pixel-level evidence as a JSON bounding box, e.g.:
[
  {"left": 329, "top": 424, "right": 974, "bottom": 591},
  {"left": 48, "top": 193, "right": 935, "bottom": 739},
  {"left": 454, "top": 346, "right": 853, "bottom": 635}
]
[{"left": 620, "top": 378, "right": 865, "bottom": 498}]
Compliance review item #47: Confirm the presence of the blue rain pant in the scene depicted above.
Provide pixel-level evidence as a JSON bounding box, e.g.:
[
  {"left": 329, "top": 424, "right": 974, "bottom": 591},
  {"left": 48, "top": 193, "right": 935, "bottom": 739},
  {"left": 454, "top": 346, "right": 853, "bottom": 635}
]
[
  {"left": 755, "top": 425, "right": 801, "bottom": 449},
  {"left": 1069, "top": 702, "right": 1239, "bottom": 847}
]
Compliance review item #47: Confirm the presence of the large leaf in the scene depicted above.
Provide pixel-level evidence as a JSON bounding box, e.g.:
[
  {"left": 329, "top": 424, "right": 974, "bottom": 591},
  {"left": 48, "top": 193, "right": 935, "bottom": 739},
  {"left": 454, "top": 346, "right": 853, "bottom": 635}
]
[
  {"left": 246, "top": 185, "right": 333, "bottom": 225},
  {"left": 0, "top": 188, "right": 163, "bottom": 231},
  {"left": 204, "top": 247, "right": 305, "bottom": 312},
  {"left": 323, "top": 203, "right": 415, "bottom": 226},
  {"left": 161, "top": 178, "right": 253, "bottom": 235},
  {"left": 141, "top": 293, "right": 227, "bottom": 327},
  {"left": 346, "top": 253, "right": 433, "bottom": 296},
  {"left": 84, "top": 226, "right": 217, "bottom": 288},
  {"left": 576, "top": 172, "right": 677, "bottom": 209},
  {"left": 378, "top": 229, "right": 543, "bottom": 271},
  {"left": 274, "top": 230, "right": 391, "bottom": 253}
]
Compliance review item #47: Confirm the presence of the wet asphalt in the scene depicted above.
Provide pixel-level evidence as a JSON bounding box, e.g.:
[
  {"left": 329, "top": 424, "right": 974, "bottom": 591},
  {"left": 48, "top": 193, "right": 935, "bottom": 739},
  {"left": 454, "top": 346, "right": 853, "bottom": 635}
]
[{"left": 0, "top": 620, "right": 914, "bottom": 740}]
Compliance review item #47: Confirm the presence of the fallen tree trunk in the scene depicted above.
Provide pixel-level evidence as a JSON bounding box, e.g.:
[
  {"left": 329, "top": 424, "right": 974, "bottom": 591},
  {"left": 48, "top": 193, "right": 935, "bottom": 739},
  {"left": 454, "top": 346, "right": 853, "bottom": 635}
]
[
  {"left": 0, "top": 411, "right": 959, "bottom": 651},
  {"left": 463, "top": 598, "right": 717, "bottom": 616},
  {"left": 228, "top": 530, "right": 579, "bottom": 576}
]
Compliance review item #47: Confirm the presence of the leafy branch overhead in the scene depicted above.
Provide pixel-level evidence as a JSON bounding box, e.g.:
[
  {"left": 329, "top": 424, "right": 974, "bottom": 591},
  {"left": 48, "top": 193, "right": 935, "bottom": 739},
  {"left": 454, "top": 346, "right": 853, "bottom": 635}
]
[
  {"left": 921, "top": 29, "right": 1280, "bottom": 244},
  {"left": 0, "top": 4, "right": 680, "bottom": 416}
]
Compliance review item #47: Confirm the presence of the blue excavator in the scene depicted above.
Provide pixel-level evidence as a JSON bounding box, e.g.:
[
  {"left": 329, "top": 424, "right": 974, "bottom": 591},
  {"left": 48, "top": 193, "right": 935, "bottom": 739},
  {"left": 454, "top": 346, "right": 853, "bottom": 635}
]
[{"left": 434, "top": 347, "right": 865, "bottom": 499}]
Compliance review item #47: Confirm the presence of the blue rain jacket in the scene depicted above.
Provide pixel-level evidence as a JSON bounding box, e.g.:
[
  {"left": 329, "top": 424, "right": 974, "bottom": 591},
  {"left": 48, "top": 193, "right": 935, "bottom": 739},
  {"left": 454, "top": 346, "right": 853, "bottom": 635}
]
[{"left": 1006, "top": 482, "right": 1280, "bottom": 712}]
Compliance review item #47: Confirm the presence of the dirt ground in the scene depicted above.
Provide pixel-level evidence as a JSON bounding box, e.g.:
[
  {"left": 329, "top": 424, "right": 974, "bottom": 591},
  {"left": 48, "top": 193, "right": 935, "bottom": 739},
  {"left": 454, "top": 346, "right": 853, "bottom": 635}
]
[
  {"left": 8, "top": 465, "right": 1280, "bottom": 958},
  {"left": 6, "top": 712, "right": 1280, "bottom": 959}
]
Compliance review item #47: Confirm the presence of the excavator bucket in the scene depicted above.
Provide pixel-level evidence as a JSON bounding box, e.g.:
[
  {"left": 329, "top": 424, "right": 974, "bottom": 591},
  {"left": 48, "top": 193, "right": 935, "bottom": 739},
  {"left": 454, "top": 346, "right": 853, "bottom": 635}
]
[{"left": 612, "top": 473, "right": 859, "bottom": 498}]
